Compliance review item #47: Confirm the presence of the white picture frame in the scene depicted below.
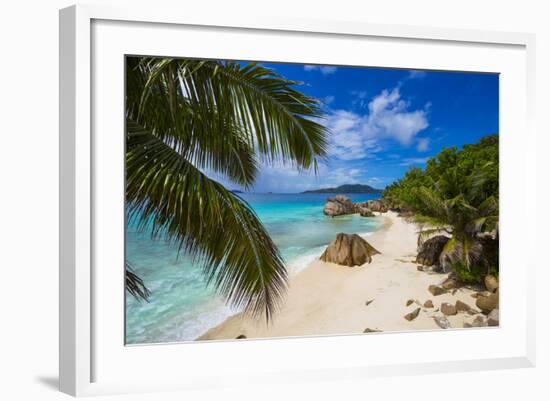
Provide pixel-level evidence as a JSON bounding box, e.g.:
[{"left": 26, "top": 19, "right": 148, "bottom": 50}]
[{"left": 59, "top": 3, "right": 536, "bottom": 397}]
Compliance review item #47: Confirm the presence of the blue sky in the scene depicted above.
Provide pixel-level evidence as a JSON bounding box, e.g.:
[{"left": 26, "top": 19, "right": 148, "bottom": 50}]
[{"left": 227, "top": 61, "right": 498, "bottom": 193}]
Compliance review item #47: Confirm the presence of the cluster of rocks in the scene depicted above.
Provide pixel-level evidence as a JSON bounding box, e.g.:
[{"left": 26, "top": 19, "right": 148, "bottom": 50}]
[
  {"left": 414, "top": 226, "right": 499, "bottom": 328},
  {"left": 323, "top": 195, "right": 388, "bottom": 217},
  {"left": 425, "top": 273, "right": 462, "bottom": 296},
  {"left": 401, "top": 272, "right": 499, "bottom": 329},
  {"left": 360, "top": 199, "right": 388, "bottom": 214},
  {"left": 470, "top": 274, "right": 499, "bottom": 327},
  {"left": 320, "top": 233, "right": 380, "bottom": 267}
]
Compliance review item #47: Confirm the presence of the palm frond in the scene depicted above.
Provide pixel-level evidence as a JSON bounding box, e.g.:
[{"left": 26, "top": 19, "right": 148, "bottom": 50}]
[
  {"left": 417, "top": 226, "right": 451, "bottom": 239},
  {"left": 129, "top": 58, "right": 329, "bottom": 172},
  {"left": 478, "top": 195, "right": 498, "bottom": 216},
  {"left": 440, "top": 235, "right": 484, "bottom": 271},
  {"left": 414, "top": 187, "right": 447, "bottom": 220},
  {"left": 465, "top": 217, "right": 488, "bottom": 236},
  {"left": 466, "top": 162, "right": 494, "bottom": 199},
  {"left": 126, "top": 122, "right": 287, "bottom": 320},
  {"left": 413, "top": 214, "right": 448, "bottom": 227},
  {"left": 125, "top": 262, "right": 150, "bottom": 302},
  {"left": 416, "top": 226, "right": 451, "bottom": 249},
  {"left": 127, "top": 61, "right": 260, "bottom": 188}
]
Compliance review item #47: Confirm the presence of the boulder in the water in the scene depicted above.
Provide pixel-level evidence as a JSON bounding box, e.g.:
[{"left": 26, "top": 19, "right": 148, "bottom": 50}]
[{"left": 323, "top": 195, "right": 354, "bottom": 217}]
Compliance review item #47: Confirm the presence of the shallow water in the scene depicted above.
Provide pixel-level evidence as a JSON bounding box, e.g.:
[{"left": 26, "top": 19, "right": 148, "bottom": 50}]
[{"left": 125, "top": 193, "right": 383, "bottom": 344}]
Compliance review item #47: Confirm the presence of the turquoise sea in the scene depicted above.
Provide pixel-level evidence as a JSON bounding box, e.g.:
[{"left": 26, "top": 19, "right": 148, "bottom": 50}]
[{"left": 125, "top": 193, "right": 383, "bottom": 344}]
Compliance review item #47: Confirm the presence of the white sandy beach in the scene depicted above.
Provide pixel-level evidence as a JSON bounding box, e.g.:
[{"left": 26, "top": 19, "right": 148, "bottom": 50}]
[{"left": 199, "top": 211, "right": 483, "bottom": 341}]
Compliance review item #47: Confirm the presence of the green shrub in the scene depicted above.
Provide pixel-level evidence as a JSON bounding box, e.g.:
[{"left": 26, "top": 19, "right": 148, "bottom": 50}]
[
  {"left": 450, "top": 260, "right": 485, "bottom": 284},
  {"left": 451, "top": 261, "right": 498, "bottom": 284}
]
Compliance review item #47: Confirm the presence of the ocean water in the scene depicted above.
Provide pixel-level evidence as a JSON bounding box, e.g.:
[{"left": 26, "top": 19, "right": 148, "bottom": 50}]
[{"left": 125, "top": 193, "right": 383, "bottom": 344}]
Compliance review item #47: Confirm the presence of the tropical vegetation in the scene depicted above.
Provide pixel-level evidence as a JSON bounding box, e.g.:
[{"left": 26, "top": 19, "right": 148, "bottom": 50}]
[
  {"left": 383, "top": 135, "right": 499, "bottom": 282},
  {"left": 125, "top": 57, "right": 328, "bottom": 320}
]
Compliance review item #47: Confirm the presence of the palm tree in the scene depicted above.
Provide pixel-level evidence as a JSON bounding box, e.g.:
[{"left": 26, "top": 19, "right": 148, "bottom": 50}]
[
  {"left": 125, "top": 57, "right": 328, "bottom": 321},
  {"left": 413, "top": 163, "right": 498, "bottom": 278}
]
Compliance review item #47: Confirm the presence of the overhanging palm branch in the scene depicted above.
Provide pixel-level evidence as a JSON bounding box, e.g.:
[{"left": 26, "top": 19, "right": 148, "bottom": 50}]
[
  {"left": 126, "top": 124, "right": 287, "bottom": 319},
  {"left": 125, "top": 57, "right": 329, "bottom": 320},
  {"left": 130, "top": 58, "right": 328, "bottom": 172},
  {"left": 125, "top": 261, "right": 150, "bottom": 301}
]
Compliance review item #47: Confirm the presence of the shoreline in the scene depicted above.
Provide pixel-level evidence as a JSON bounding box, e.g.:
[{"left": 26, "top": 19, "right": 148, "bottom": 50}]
[{"left": 198, "top": 211, "right": 481, "bottom": 341}]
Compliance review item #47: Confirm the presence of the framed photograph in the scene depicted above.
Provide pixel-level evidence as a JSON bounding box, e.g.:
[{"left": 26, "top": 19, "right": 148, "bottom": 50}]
[{"left": 59, "top": 4, "right": 536, "bottom": 396}]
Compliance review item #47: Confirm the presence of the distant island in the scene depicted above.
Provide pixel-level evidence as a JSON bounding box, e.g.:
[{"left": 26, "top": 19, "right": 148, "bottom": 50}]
[{"left": 302, "top": 184, "right": 383, "bottom": 194}]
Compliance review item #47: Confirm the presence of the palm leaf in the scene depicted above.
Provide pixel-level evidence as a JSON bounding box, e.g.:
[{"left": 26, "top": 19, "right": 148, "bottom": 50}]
[
  {"left": 126, "top": 122, "right": 287, "bottom": 320},
  {"left": 125, "top": 262, "right": 150, "bottom": 302},
  {"left": 414, "top": 187, "right": 446, "bottom": 221},
  {"left": 416, "top": 226, "right": 451, "bottom": 246},
  {"left": 478, "top": 195, "right": 498, "bottom": 216},
  {"left": 127, "top": 60, "right": 259, "bottom": 188},
  {"left": 130, "top": 58, "right": 329, "bottom": 171}
]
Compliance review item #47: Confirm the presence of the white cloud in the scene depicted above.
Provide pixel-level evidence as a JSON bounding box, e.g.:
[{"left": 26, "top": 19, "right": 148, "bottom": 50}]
[
  {"left": 416, "top": 137, "right": 430, "bottom": 152},
  {"left": 407, "top": 70, "right": 427, "bottom": 80},
  {"left": 325, "top": 88, "right": 429, "bottom": 160},
  {"left": 350, "top": 90, "right": 369, "bottom": 108},
  {"left": 399, "top": 157, "right": 430, "bottom": 166},
  {"left": 325, "top": 110, "right": 379, "bottom": 161},
  {"left": 322, "top": 95, "right": 335, "bottom": 106},
  {"left": 366, "top": 88, "right": 429, "bottom": 145},
  {"left": 368, "top": 88, "right": 401, "bottom": 114},
  {"left": 243, "top": 161, "right": 366, "bottom": 193},
  {"left": 323, "top": 167, "right": 362, "bottom": 185},
  {"left": 303, "top": 65, "right": 338, "bottom": 75}
]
